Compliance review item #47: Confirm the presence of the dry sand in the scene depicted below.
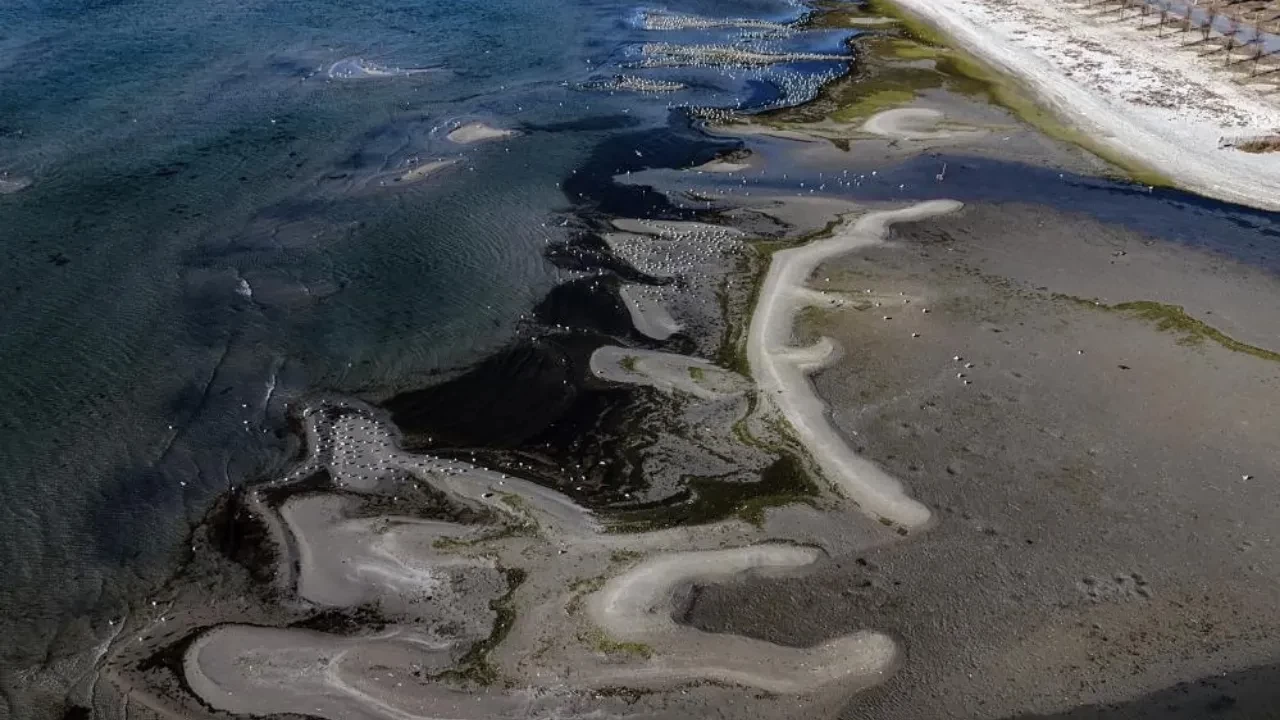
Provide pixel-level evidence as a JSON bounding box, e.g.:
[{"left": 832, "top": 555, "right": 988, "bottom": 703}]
[
  {"left": 586, "top": 545, "right": 898, "bottom": 694},
  {"left": 590, "top": 345, "right": 749, "bottom": 400},
  {"left": 99, "top": 393, "right": 893, "bottom": 720}
]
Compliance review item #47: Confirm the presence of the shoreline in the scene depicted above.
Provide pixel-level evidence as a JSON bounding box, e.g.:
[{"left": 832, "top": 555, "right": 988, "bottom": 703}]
[
  {"left": 875, "top": 0, "right": 1280, "bottom": 210},
  {"left": 18, "top": 0, "right": 1280, "bottom": 717}
]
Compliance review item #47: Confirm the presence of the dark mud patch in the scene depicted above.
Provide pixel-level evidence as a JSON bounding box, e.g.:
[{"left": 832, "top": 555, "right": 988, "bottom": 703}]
[
  {"left": 534, "top": 276, "right": 638, "bottom": 338},
  {"left": 1004, "top": 661, "right": 1280, "bottom": 719},
  {"left": 288, "top": 605, "right": 392, "bottom": 635},
  {"left": 381, "top": 335, "right": 670, "bottom": 508},
  {"left": 607, "top": 451, "right": 820, "bottom": 530},
  {"left": 207, "top": 485, "right": 278, "bottom": 585},
  {"left": 134, "top": 627, "right": 215, "bottom": 711}
]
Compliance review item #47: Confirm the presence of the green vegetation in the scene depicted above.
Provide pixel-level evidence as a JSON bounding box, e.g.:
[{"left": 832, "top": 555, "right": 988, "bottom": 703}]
[
  {"left": 829, "top": 88, "right": 916, "bottom": 123},
  {"left": 579, "top": 627, "right": 654, "bottom": 659},
  {"left": 767, "top": 0, "right": 1173, "bottom": 187},
  {"left": 609, "top": 549, "right": 643, "bottom": 564},
  {"left": 565, "top": 575, "right": 607, "bottom": 616},
  {"left": 444, "top": 567, "right": 527, "bottom": 686},
  {"left": 594, "top": 635, "right": 654, "bottom": 659},
  {"left": 497, "top": 492, "right": 540, "bottom": 533},
  {"left": 687, "top": 365, "right": 706, "bottom": 382},
  {"left": 1061, "top": 297, "right": 1280, "bottom": 362},
  {"left": 869, "top": 0, "right": 1172, "bottom": 186},
  {"left": 606, "top": 451, "right": 820, "bottom": 531}
]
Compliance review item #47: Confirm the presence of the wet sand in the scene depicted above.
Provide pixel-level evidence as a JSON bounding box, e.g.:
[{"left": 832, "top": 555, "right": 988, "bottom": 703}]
[{"left": 686, "top": 201, "right": 1280, "bottom": 718}]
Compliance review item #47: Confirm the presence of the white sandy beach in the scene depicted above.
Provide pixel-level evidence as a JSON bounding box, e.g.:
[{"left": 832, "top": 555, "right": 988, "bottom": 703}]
[{"left": 885, "top": 0, "right": 1280, "bottom": 209}]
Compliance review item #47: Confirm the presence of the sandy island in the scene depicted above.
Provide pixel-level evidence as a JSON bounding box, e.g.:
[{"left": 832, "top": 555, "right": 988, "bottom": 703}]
[{"left": 446, "top": 123, "right": 519, "bottom": 144}]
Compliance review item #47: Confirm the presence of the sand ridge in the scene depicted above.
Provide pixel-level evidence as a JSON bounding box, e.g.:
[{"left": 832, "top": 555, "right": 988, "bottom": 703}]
[{"left": 747, "top": 200, "right": 965, "bottom": 530}]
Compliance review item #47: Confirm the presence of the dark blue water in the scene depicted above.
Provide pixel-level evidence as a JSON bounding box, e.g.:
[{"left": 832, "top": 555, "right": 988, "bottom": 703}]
[{"left": 0, "top": 0, "right": 844, "bottom": 695}]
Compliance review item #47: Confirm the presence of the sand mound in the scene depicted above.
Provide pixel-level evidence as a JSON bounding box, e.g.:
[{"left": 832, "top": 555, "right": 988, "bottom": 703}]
[{"left": 447, "top": 123, "right": 518, "bottom": 144}]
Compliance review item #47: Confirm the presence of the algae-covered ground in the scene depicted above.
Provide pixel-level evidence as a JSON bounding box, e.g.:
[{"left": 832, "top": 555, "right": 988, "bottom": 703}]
[{"left": 770, "top": 0, "right": 1171, "bottom": 186}]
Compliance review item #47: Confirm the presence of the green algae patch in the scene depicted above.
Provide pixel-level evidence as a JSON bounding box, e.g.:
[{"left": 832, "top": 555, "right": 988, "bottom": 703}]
[
  {"left": 780, "top": 0, "right": 1173, "bottom": 187},
  {"left": 443, "top": 566, "right": 528, "bottom": 686},
  {"left": 1115, "top": 301, "right": 1280, "bottom": 361},
  {"left": 830, "top": 88, "right": 916, "bottom": 122},
  {"left": 1059, "top": 296, "right": 1280, "bottom": 362},
  {"left": 579, "top": 627, "right": 655, "bottom": 659},
  {"left": 862, "top": 0, "right": 1173, "bottom": 187},
  {"left": 888, "top": 37, "right": 944, "bottom": 60},
  {"left": 605, "top": 452, "right": 820, "bottom": 531}
]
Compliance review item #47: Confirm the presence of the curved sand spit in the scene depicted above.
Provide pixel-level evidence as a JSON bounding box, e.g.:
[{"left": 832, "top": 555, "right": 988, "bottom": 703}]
[
  {"left": 590, "top": 345, "right": 749, "bottom": 400},
  {"left": 282, "top": 494, "right": 504, "bottom": 620},
  {"left": 748, "top": 200, "right": 964, "bottom": 529},
  {"left": 586, "top": 545, "right": 898, "bottom": 693},
  {"left": 860, "top": 107, "right": 983, "bottom": 142},
  {"left": 618, "top": 285, "right": 682, "bottom": 340},
  {"left": 186, "top": 626, "right": 586, "bottom": 720}
]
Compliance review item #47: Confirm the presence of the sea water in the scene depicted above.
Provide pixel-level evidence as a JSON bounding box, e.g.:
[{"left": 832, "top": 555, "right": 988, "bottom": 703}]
[{"left": 0, "top": 0, "right": 846, "bottom": 705}]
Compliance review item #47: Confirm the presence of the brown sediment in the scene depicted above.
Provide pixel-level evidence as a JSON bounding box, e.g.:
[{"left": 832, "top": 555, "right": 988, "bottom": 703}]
[{"left": 686, "top": 201, "right": 1280, "bottom": 719}]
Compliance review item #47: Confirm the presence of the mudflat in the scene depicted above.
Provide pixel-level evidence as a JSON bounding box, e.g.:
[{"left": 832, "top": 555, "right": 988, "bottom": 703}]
[{"left": 685, "top": 201, "right": 1280, "bottom": 718}]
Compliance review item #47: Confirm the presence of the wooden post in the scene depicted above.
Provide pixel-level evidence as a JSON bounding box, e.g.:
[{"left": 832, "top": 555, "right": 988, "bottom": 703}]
[{"left": 1202, "top": 9, "right": 1216, "bottom": 43}]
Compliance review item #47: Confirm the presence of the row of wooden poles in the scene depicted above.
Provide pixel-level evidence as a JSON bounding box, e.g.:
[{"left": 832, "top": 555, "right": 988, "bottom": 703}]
[{"left": 1085, "top": 0, "right": 1280, "bottom": 77}]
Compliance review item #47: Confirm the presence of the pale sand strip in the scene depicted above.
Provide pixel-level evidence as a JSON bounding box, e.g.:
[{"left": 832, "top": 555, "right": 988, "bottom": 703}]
[
  {"left": 185, "top": 626, "right": 575, "bottom": 720},
  {"left": 748, "top": 201, "right": 964, "bottom": 529},
  {"left": 618, "top": 285, "right": 682, "bottom": 340},
  {"left": 883, "top": 0, "right": 1280, "bottom": 209},
  {"left": 446, "top": 123, "right": 518, "bottom": 144},
  {"left": 860, "top": 107, "right": 984, "bottom": 142},
  {"left": 589, "top": 345, "right": 748, "bottom": 400},
  {"left": 585, "top": 545, "right": 897, "bottom": 693},
  {"left": 398, "top": 158, "right": 459, "bottom": 183},
  {"left": 280, "top": 494, "right": 502, "bottom": 616}
]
